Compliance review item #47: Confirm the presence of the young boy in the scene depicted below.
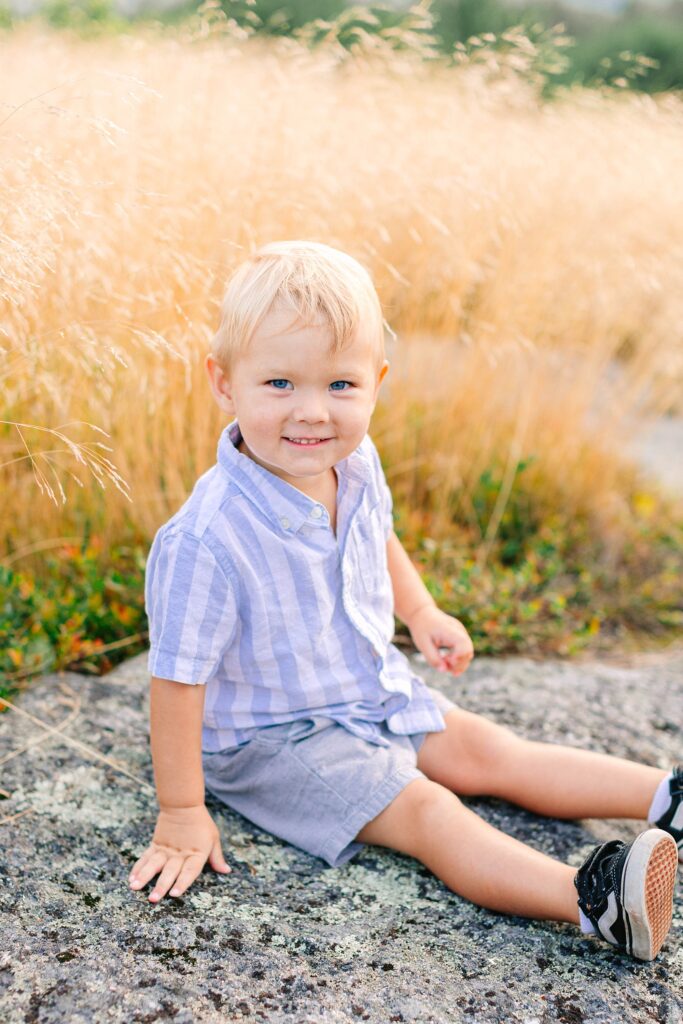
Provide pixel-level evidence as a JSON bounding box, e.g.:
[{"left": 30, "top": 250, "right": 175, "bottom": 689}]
[{"left": 131, "top": 240, "right": 681, "bottom": 962}]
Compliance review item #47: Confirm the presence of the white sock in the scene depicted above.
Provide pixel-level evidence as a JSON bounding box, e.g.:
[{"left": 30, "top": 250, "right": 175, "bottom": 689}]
[
  {"left": 579, "top": 908, "right": 597, "bottom": 935},
  {"left": 648, "top": 772, "right": 674, "bottom": 823}
]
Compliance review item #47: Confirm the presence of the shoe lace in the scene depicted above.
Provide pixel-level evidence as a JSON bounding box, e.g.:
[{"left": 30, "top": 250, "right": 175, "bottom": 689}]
[{"left": 575, "top": 840, "right": 624, "bottom": 913}]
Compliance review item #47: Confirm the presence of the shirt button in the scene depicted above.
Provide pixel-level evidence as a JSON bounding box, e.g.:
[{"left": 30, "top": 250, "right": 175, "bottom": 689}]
[
  {"left": 280, "top": 516, "right": 290, "bottom": 529},
  {"left": 310, "top": 506, "right": 323, "bottom": 519}
]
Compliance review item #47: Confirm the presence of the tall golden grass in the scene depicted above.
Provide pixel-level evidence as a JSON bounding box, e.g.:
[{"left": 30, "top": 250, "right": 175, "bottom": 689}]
[{"left": 2, "top": 25, "right": 682, "bottom": 571}]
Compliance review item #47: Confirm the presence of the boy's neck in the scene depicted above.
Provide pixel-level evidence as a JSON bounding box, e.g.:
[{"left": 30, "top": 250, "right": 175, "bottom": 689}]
[{"left": 237, "top": 437, "right": 338, "bottom": 504}]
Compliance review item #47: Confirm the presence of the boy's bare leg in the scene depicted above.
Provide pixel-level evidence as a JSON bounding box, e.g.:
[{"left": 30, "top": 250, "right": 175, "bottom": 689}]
[
  {"left": 416, "top": 708, "right": 666, "bottom": 820},
  {"left": 355, "top": 778, "right": 579, "bottom": 922}
]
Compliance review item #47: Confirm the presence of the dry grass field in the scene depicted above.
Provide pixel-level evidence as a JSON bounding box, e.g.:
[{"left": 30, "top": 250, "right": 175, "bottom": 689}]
[{"left": 2, "top": 24, "right": 682, "bottom": 578}]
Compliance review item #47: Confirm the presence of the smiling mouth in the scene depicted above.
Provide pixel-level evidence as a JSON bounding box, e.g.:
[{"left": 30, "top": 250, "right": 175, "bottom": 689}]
[{"left": 284, "top": 437, "right": 332, "bottom": 446}]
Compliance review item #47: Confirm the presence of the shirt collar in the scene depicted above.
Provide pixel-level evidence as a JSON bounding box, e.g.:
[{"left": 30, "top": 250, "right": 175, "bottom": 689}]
[{"left": 217, "top": 418, "right": 372, "bottom": 534}]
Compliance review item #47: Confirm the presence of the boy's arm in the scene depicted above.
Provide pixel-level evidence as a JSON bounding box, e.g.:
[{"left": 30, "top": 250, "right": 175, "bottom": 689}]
[
  {"left": 386, "top": 530, "right": 474, "bottom": 674},
  {"left": 386, "top": 529, "right": 437, "bottom": 629},
  {"left": 129, "top": 677, "right": 231, "bottom": 904},
  {"left": 150, "top": 676, "right": 207, "bottom": 809}
]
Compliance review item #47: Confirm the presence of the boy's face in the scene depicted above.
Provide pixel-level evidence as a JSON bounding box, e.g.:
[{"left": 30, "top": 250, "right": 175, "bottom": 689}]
[{"left": 206, "top": 303, "right": 389, "bottom": 495}]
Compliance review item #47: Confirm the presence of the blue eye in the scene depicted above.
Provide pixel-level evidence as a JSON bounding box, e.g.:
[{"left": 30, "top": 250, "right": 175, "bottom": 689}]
[
  {"left": 267, "top": 379, "right": 292, "bottom": 390},
  {"left": 330, "top": 381, "right": 353, "bottom": 391}
]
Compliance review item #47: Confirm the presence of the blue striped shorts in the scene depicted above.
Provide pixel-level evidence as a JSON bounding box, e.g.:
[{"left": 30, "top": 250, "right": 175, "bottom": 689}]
[{"left": 201, "top": 686, "right": 457, "bottom": 868}]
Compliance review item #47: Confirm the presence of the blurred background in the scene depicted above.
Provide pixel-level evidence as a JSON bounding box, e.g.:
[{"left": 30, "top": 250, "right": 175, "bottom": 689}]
[
  {"left": 4, "top": 0, "right": 683, "bottom": 93},
  {"left": 1, "top": 0, "right": 682, "bottom": 696}
]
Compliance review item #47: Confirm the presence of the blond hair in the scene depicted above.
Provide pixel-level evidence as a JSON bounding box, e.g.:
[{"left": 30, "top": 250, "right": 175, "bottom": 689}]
[{"left": 211, "top": 241, "right": 386, "bottom": 374}]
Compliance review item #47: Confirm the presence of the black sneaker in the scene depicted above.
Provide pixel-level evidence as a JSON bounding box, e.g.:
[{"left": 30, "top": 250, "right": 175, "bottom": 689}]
[
  {"left": 574, "top": 829, "right": 678, "bottom": 961},
  {"left": 648, "top": 765, "right": 683, "bottom": 862}
]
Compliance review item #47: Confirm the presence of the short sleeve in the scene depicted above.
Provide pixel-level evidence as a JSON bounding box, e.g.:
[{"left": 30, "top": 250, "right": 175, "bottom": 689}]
[
  {"left": 364, "top": 434, "right": 394, "bottom": 541},
  {"left": 144, "top": 529, "right": 239, "bottom": 685}
]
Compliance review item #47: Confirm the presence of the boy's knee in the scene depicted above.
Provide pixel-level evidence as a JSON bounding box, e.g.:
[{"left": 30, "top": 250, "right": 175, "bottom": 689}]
[
  {"left": 356, "top": 777, "right": 458, "bottom": 853},
  {"left": 407, "top": 778, "right": 462, "bottom": 840},
  {"left": 419, "top": 709, "right": 525, "bottom": 795},
  {"left": 407, "top": 776, "right": 456, "bottom": 815}
]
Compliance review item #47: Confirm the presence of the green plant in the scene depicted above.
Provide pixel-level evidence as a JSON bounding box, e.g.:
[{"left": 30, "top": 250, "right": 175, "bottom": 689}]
[
  {"left": 41, "top": 0, "right": 126, "bottom": 34},
  {"left": 565, "top": 18, "right": 681, "bottom": 93},
  {"left": 432, "top": 0, "right": 544, "bottom": 51},
  {"left": 400, "top": 506, "right": 683, "bottom": 657},
  {"left": 1, "top": 492, "right": 681, "bottom": 702},
  {"left": 294, "top": 1, "right": 439, "bottom": 59},
  {"left": 219, "top": 0, "right": 346, "bottom": 36},
  {"left": 0, "top": 539, "right": 148, "bottom": 698},
  {"left": 448, "top": 21, "right": 574, "bottom": 98},
  {"left": 470, "top": 458, "right": 539, "bottom": 566}
]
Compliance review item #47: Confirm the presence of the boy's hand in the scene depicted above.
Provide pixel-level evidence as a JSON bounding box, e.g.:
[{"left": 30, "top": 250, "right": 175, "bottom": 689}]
[
  {"left": 408, "top": 605, "right": 474, "bottom": 677},
  {"left": 129, "top": 804, "right": 231, "bottom": 903}
]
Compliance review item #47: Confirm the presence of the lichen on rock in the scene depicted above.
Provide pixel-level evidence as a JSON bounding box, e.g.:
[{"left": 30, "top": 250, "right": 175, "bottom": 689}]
[{"left": 0, "top": 650, "right": 681, "bottom": 1023}]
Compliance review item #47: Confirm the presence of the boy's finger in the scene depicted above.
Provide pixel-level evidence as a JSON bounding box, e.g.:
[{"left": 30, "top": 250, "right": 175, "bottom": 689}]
[
  {"left": 441, "top": 639, "right": 472, "bottom": 657},
  {"left": 129, "top": 853, "right": 151, "bottom": 882},
  {"left": 148, "top": 857, "right": 183, "bottom": 903},
  {"left": 442, "top": 641, "right": 472, "bottom": 657},
  {"left": 449, "top": 655, "right": 473, "bottom": 675},
  {"left": 130, "top": 850, "right": 167, "bottom": 890},
  {"left": 208, "top": 842, "right": 232, "bottom": 875},
  {"left": 421, "top": 639, "right": 448, "bottom": 669},
  {"left": 129, "top": 846, "right": 160, "bottom": 881},
  {"left": 439, "top": 648, "right": 470, "bottom": 670},
  {"left": 436, "top": 645, "right": 456, "bottom": 671},
  {"left": 442, "top": 661, "right": 466, "bottom": 675},
  {"left": 168, "top": 853, "right": 207, "bottom": 897},
  {"left": 453, "top": 647, "right": 473, "bottom": 661}
]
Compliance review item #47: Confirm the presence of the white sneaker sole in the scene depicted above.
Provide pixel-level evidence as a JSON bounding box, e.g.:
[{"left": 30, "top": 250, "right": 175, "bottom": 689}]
[{"left": 622, "top": 829, "right": 678, "bottom": 961}]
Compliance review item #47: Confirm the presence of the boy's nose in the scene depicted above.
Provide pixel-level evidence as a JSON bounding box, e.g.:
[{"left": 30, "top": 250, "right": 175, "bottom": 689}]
[{"left": 292, "top": 395, "right": 330, "bottom": 422}]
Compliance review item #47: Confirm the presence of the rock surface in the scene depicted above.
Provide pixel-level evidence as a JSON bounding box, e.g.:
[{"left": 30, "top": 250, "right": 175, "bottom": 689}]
[{"left": 0, "top": 649, "right": 681, "bottom": 1023}]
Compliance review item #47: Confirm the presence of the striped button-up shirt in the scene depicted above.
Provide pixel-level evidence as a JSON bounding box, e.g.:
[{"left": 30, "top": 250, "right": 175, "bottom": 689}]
[{"left": 145, "top": 418, "right": 447, "bottom": 753}]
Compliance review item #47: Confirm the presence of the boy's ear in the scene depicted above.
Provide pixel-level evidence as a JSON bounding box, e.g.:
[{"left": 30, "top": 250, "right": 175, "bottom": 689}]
[
  {"left": 376, "top": 360, "right": 390, "bottom": 392},
  {"left": 206, "top": 353, "right": 236, "bottom": 415}
]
